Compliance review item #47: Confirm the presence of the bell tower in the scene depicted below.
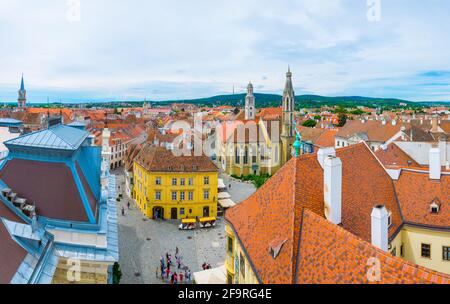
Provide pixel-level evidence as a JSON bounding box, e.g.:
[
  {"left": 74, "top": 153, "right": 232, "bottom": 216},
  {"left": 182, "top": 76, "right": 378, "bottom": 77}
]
[
  {"left": 244, "top": 82, "right": 255, "bottom": 120},
  {"left": 281, "top": 67, "right": 295, "bottom": 165}
]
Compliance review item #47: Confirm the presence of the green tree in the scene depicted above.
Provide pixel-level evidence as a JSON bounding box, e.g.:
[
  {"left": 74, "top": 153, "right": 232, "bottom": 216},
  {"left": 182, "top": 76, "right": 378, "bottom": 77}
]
[
  {"left": 113, "top": 262, "right": 122, "bottom": 284},
  {"left": 302, "top": 119, "right": 317, "bottom": 128},
  {"left": 337, "top": 113, "right": 347, "bottom": 127}
]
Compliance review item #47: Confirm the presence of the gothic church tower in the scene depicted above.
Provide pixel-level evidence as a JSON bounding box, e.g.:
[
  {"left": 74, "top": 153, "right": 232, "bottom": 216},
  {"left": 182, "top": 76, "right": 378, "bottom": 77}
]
[{"left": 281, "top": 67, "right": 295, "bottom": 165}]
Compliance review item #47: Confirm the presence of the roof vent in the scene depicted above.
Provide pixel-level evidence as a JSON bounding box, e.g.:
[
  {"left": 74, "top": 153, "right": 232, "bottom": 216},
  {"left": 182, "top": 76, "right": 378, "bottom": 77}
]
[{"left": 269, "top": 239, "right": 287, "bottom": 259}]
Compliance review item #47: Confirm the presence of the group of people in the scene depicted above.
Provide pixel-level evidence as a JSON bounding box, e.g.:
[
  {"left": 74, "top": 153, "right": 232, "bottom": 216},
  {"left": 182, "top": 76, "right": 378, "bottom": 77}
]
[{"left": 158, "top": 247, "right": 192, "bottom": 284}]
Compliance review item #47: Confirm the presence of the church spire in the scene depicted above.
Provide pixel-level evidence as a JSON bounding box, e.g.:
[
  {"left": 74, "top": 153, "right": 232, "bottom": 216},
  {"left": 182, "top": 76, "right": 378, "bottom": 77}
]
[
  {"left": 18, "top": 74, "right": 27, "bottom": 109},
  {"left": 282, "top": 67, "right": 295, "bottom": 134},
  {"left": 20, "top": 74, "right": 25, "bottom": 91}
]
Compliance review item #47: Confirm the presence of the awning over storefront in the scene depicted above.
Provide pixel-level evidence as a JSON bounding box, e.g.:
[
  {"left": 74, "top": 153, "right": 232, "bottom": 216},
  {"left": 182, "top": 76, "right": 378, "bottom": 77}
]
[
  {"left": 193, "top": 265, "right": 226, "bottom": 284},
  {"left": 218, "top": 179, "right": 227, "bottom": 190},
  {"left": 218, "top": 192, "right": 231, "bottom": 200},
  {"left": 218, "top": 198, "right": 236, "bottom": 208}
]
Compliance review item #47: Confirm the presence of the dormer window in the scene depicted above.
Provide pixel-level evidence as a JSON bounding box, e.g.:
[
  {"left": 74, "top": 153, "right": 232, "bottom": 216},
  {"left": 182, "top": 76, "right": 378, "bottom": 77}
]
[
  {"left": 430, "top": 202, "right": 440, "bottom": 214},
  {"left": 387, "top": 211, "right": 393, "bottom": 227},
  {"left": 429, "top": 198, "right": 441, "bottom": 214}
]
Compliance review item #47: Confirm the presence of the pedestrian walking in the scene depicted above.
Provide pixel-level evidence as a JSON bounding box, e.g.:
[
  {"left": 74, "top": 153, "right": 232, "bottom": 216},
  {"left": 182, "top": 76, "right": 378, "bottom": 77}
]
[
  {"left": 174, "top": 272, "right": 178, "bottom": 284},
  {"left": 121, "top": 207, "right": 125, "bottom": 216},
  {"left": 127, "top": 201, "right": 130, "bottom": 209},
  {"left": 176, "top": 247, "right": 179, "bottom": 255},
  {"left": 179, "top": 271, "right": 183, "bottom": 283},
  {"left": 165, "top": 267, "right": 170, "bottom": 280}
]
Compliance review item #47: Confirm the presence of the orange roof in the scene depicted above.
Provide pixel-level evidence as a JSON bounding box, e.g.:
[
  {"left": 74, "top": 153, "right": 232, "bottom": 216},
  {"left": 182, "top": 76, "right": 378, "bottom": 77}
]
[
  {"left": 394, "top": 170, "right": 449, "bottom": 228},
  {"left": 225, "top": 143, "right": 449, "bottom": 284},
  {"left": 375, "top": 143, "right": 420, "bottom": 167},
  {"left": 314, "top": 129, "right": 338, "bottom": 148},
  {"left": 336, "top": 120, "right": 402, "bottom": 142}
]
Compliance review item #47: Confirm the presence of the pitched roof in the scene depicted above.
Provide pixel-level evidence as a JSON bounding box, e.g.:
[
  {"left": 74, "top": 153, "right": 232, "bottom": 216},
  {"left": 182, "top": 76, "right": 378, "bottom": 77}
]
[
  {"left": 5, "top": 124, "right": 88, "bottom": 151},
  {"left": 0, "top": 200, "right": 26, "bottom": 284},
  {"left": 314, "top": 129, "right": 338, "bottom": 148},
  {"left": 375, "top": 142, "right": 420, "bottom": 167},
  {"left": 394, "top": 170, "right": 449, "bottom": 228},
  {"left": 135, "top": 145, "right": 218, "bottom": 173},
  {"left": 0, "top": 159, "right": 93, "bottom": 222},
  {"left": 294, "top": 209, "right": 449, "bottom": 284},
  {"left": 336, "top": 120, "right": 402, "bottom": 142},
  {"left": 225, "top": 143, "right": 449, "bottom": 284}
]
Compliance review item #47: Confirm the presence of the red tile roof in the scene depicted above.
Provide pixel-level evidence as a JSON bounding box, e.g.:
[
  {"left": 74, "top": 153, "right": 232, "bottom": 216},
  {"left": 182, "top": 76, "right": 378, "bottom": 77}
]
[
  {"left": 336, "top": 120, "right": 402, "bottom": 142},
  {"left": 394, "top": 170, "right": 449, "bottom": 228},
  {"left": 225, "top": 143, "right": 450, "bottom": 284},
  {"left": 135, "top": 145, "right": 218, "bottom": 173},
  {"left": 375, "top": 143, "right": 420, "bottom": 167}
]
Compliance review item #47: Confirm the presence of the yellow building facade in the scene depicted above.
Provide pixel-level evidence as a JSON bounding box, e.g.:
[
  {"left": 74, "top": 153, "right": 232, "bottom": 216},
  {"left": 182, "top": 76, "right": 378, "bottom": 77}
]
[
  {"left": 133, "top": 162, "right": 218, "bottom": 220},
  {"left": 225, "top": 224, "right": 259, "bottom": 284},
  {"left": 389, "top": 226, "right": 450, "bottom": 274}
]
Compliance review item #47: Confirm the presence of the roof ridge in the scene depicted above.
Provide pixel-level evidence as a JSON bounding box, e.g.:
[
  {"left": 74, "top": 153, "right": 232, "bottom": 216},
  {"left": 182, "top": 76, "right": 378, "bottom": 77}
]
[{"left": 49, "top": 125, "right": 76, "bottom": 149}]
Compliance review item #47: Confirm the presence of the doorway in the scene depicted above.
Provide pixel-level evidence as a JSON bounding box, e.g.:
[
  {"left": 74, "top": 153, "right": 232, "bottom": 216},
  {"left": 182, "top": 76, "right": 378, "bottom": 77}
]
[
  {"left": 203, "top": 206, "right": 210, "bottom": 217},
  {"left": 153, "top": 207, "right": 164, "bottom": 220},
  {"left": 171, "top": 208, "right": 178, "bottom": 219}
]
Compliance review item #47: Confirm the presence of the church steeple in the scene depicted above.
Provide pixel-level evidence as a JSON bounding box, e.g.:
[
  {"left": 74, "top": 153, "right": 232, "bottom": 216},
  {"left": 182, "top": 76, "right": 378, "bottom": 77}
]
[
  {"left": 282, "top": 67, "right": 295, "bottom": 136},
  {"left": 280, "top": 67, "right": 296, "bottom": 165},
  {"left": 244, "top": 82, "right": 255, "bottom": 120},
  {"left": 18, "top": 74, "right": 27, "bottom": 109}
]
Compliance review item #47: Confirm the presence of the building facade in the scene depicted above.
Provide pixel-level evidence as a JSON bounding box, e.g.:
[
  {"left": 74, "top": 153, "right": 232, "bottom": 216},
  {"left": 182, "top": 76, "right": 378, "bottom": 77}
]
[
  {"left": 0, "top": 118, "right": 118, "bottom": 284},
  {"left": 132, "top": 145, "right": 219, "bottom": 220}
]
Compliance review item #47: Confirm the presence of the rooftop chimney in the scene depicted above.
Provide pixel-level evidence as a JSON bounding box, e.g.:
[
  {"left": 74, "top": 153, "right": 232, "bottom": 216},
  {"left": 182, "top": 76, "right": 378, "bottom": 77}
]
[
  {"left": 431, "top": 115, "right": 439, "bottom": 133},
  {"left": 324, "top": 156, "right": 342, "bottom": 225},
  {"left": 371, "top": 205, "right": 389, "bottom": 251},
  {"left": 429, "top": 147, "right": 441, "bottom": 180},
  {"left": 317, "top": 147, "right": 336, "bottom": 169}
]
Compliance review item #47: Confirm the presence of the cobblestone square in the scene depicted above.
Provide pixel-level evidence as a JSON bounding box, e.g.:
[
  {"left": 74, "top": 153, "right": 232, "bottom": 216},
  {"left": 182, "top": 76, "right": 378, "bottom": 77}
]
[{"left": 114, "top": 169, "right": 255, "bottom": 284}]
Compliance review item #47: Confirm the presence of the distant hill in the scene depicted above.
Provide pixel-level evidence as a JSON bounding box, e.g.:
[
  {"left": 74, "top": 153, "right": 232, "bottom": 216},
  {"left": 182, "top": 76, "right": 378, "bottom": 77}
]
[
  {"left": 20, "top": 93, "right": 449, "bottom": 109},
  {"left": 151, "top": 93, "right": 431, "bottom": 109}
]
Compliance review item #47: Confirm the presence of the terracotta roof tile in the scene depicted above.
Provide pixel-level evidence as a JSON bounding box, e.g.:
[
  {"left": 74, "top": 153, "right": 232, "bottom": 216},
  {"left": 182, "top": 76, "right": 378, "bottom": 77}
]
[{"left": 225, "top": 143, "right": 449, "bottom": 284}]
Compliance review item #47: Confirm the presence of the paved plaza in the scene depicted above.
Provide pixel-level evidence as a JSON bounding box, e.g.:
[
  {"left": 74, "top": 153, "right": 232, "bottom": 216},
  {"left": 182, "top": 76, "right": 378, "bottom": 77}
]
[{"left": 114, "top": 169, "right": 256, "bottom": 284}]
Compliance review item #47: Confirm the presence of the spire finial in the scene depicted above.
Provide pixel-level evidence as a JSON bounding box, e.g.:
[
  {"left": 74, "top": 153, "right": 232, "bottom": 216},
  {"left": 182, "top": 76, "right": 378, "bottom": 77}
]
[{"left": 20, "top": 73, "right": 25, "bottom": 91}]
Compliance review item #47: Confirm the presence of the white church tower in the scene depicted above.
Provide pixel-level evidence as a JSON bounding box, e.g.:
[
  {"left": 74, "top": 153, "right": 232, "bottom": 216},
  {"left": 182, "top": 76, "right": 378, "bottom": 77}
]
[{"left": 244, "top": 82, "right": 256, "bottom": 120}]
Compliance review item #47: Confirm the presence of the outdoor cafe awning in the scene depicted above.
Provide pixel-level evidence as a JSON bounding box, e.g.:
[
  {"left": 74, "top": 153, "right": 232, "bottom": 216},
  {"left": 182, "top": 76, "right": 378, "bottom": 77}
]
[
  {"left": 218, "top": 198, "right": 236, "bottom": 208},
  {"left": 218, "top": 192, "right": 231, "bottom": 200},
  {"left": 218, "top": 179, "right": 227, "bottom": 190},
  {"left": 193, "top": 265, "right": 226, "bottom": 284}
]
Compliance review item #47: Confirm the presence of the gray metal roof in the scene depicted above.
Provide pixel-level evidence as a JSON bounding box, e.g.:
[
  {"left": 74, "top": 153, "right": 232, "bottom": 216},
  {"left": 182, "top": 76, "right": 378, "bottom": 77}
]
[{"left": 5, "top": 124, "right": 89, "bottom": 151}]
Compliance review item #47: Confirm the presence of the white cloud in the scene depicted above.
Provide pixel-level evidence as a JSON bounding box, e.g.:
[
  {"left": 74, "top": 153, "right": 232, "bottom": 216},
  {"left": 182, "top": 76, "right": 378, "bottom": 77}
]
[{"left": 0, "top": 0, "right": 449, "bottom": 102}]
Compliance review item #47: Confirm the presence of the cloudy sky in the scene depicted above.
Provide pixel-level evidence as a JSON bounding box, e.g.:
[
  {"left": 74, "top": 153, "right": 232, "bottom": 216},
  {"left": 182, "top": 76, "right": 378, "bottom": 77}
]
[{"left": 0, "top": 0, "right": 449, "bottom": 103}]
